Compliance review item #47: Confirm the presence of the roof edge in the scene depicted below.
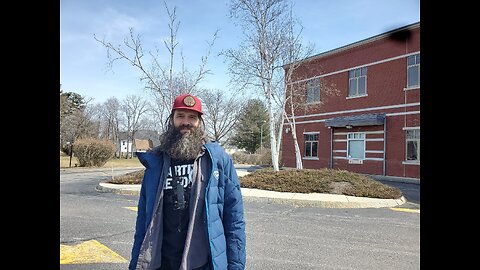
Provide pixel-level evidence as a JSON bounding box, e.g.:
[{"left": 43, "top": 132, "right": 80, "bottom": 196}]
[{"left": 285, "top": 21, "right": 420, "bottom": 68}]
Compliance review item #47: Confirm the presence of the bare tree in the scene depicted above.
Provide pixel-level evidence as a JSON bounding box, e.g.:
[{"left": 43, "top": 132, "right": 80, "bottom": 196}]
[
  {"left": 274, "top": 8, "right": 317, "bottom": 169},
  {"left": 106, "top": 98, "right": 121, "bottom": 141},
  {"left": 200, "top": 89, "right": 244, "bottom": 146},
  {"left": 60, "top": 91, "right": 98, "bottom": 148},
  {"left": 283, "top": 65, "right": 340, "bottom": 168},
  {"left": 120, "top": 95, "right": 150, "bottom": 158},
  {"left": 224, "top": 0, "right": 304, "bottom": 171},
  {"left": 93, "top": 0, "right": 218, "bottom": 133}
]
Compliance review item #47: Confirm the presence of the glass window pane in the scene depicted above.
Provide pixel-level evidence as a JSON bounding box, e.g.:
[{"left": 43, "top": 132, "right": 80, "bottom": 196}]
[
  {"left": 349, "top": 79, "right": 357, "bottom": 96},
  {"left": 312, "top": 142, "right": 318, "bottom": 157},
  {"left": 348, "top": 140, "right": 364, "bottom": 159},
  {"left": 361, "top": 67, "right": 367, "bottom": 75},
  {"left": 407, "top": 141, "right": 418, "bottom": 160},
  {"left": 407, "top": 55, "right": 415, "bottom": 65},
  {"left": 305, "top": 142, "right": 311, "bottom": 157},
  {"left": 406, "top": 130, "right": 413, "bottom": 139},
  {"left": 408, "top": 66, "right": 419, "bottom": 86},
  {"left": 306, "top": 89, "right": 313, "bottom": 102},
  {"left": 358, "top": 77, "right": 366, "bottom": 95}
]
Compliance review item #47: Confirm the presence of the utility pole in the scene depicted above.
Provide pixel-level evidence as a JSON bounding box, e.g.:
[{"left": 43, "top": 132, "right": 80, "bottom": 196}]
[
  {"left": 259, "top": 120, "right": 266, "bottom": 153},
  {"left": 67, "top": 142, "right": 73, "bottom": 167},
  {"left": 260, "top": 125, "right": 263, "bottom": 153}
]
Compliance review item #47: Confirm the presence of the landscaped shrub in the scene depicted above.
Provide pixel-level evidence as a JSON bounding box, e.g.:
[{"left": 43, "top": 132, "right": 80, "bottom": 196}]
[
  {"left": 231, "top": 149, "right": 272, "bottom": 166},
  {"left": 73, "top": 138, "right": 116, "bottom": 167}
]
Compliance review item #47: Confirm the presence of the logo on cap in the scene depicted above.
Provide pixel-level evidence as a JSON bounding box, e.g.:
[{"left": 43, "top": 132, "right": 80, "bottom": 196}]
[{"left": 183, "top": 95, "right": 196, "bottom": 107}]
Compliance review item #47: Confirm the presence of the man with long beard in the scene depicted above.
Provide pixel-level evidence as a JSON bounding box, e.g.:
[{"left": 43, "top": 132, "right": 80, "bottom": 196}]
[{"left": 129, "top": 93, "right": 246, "bottom": 270}]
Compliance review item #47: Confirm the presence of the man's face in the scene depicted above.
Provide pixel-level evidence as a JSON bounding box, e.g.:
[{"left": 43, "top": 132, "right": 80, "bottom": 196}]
[{"left": 173, "top": 109, "right": 201, "bottom": 134}]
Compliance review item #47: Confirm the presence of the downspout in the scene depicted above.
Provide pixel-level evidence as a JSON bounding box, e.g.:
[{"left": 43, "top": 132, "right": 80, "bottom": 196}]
[
  {"left": 383, "top": 116, "right": 387, "bottom": 176},
  {"left": 329, "top": 127, "right": 333, "bottom": 169}
]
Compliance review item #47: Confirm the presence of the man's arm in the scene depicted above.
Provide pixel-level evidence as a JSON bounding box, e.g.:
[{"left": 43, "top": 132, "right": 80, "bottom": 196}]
[
  {"left": 222, "top": 155, "right": 247, "bottom": 270},
  {"left": 128, "top": 180, "right": 146, "bottom": 270}
]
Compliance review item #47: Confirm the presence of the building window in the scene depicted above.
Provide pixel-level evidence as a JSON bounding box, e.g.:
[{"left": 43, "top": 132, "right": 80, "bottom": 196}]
[
  {"left": 406, "top": 129, "right": 420, "bottom": 161},
  {"left": 348, "top": 67, "right": 367, "bottom": 97},
  {"left": 306, "top": 78, "right": 320, "bottom": 103},
  {"left": 304, "top": 133, "right": 318, "bottom": 157},
  {"left": 347, "top": 133, "right": 365, "bottom": 159},
  {"left": 407, "top": 53, "right": 420, "bottom": 88}
]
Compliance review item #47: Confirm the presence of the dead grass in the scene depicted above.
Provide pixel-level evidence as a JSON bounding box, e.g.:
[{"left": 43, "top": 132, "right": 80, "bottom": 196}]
[
  {"left": 109, "top": 169, "right": 146, "bottom": 185},
  {"left": 107, "top": 167, "right": 403, "bottom": 199},
  {"left": 60, "top": 155, "right": 142, "bottom": 168}
]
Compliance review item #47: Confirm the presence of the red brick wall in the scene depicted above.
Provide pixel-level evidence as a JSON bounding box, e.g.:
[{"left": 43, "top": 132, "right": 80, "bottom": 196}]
[{"left": 282, "top": 23, "right": 420, "bottom": 179}]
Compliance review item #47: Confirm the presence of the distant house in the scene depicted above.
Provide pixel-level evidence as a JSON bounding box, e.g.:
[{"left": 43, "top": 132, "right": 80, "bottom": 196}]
[
  {"left": 134, "top": 139, "right": 153, "bottom": 152},
  {"left": 116, "top": 130, "right": 160, "bottom": 157}
]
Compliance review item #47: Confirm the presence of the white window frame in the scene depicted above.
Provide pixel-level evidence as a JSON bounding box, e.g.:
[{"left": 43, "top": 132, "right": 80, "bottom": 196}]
[
  {"left": 303, "top": 132, "right": 319, "bottom": 158},
  {"left": 407, "top": 53, "right": 420, "bottom": 88},
  {"left": 347, "top": 132, "right": 365, "bottom": 159},
  {"left": 405, "top": 128, "right": 420, "bottom": 163},
  {"left": 348, "top": 67, "right": 367, "bottom": 97}
]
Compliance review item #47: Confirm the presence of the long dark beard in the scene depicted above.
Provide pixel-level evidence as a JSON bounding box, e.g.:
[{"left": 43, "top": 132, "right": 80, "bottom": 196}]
[{"left": 159, "top": 124, "right": 206, "bottom": 160}]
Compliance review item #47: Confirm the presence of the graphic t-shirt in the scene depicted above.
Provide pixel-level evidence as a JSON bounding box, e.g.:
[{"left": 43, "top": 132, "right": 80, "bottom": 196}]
[{"left": 161, "top": 158, "right": 195, "bottom": 269}]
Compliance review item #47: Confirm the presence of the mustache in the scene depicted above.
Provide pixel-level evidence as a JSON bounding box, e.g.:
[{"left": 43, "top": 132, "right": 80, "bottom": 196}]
[{"left": 178, "top": 124, "right": 193, "bottom": 129}]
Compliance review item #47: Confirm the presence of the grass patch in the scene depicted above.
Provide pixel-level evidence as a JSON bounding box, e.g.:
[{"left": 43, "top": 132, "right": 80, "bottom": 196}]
[
  {"left": 107, "top": 167, "right": 403, "bottom": 199},
  {"left": 60, "top": 156, "right": 142, "bottom": 168}
]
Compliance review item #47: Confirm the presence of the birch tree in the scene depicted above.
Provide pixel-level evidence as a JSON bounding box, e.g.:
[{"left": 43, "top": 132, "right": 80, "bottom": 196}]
[
  {"left": 275, "top": 7, "right": 317, "bottom": 169},
  {"left": 224, "top": 0, "right": 305, "bottom": 171}
]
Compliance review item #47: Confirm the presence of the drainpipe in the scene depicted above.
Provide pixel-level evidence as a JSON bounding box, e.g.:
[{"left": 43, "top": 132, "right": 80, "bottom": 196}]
[
  {"left": 383, "top": 116, "right": 387, "bottom": 176},
  {"left": 329, "top": 127, "right": 333, "bottom": 169}
]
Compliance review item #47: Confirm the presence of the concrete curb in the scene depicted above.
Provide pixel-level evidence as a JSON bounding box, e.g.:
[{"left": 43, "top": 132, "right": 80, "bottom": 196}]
[
  {"left": 240, "top": 188, "right": 406, "bottom": 208},
  {"left": 96, "top": 182, "right": 141, "bottom": 196},
  {"left": 96, "top": 183, "right": 407, "bottom": 208}
]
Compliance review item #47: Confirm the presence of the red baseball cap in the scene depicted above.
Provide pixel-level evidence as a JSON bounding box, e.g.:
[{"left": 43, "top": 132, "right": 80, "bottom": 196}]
[{"left": 172, "top": 94, "right": 203, "bottom": 115}]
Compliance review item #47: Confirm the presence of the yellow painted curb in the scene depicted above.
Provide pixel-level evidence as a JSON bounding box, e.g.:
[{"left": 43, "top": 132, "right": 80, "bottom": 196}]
[{"left": 390, "top": 208, "right": 420, "bottom": 213}]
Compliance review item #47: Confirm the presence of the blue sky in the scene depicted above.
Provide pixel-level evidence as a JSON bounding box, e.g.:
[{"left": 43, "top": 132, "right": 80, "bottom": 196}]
[{"left": 60, "top": 0, "right": 420, "bottom": 104}]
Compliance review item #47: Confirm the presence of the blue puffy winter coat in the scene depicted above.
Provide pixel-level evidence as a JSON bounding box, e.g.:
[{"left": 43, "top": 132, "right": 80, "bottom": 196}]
[{"left": 129, "top": 141, "right": 246, "bottom": 270}]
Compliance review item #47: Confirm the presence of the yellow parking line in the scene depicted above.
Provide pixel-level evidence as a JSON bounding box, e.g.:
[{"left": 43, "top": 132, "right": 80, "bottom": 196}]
[
  {"left": 124, "top": 206, "right": 138, "bottom": 212},
  {"left": 390, "top": 208, "right": 420, "bottom": 214},
  {"left": 60, "top": 239, "right": 128, "bottom": 264}
]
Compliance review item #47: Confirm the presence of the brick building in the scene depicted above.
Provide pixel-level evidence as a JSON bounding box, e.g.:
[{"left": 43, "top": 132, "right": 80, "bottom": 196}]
[{"left": 282, "top": 22, "right": 420, "bottom": 179}]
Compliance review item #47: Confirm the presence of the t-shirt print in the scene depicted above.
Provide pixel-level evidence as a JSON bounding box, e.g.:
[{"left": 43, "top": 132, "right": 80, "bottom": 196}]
[{"left": 164, "top": 163, "right": 194, "bottom": 190}]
